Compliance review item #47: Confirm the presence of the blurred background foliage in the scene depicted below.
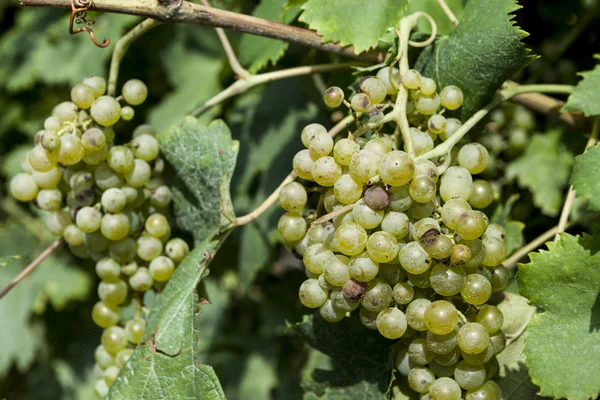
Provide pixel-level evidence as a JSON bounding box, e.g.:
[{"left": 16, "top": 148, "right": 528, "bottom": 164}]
[{"left": 0, "top": 0, "right": 598, "bottom": 398}]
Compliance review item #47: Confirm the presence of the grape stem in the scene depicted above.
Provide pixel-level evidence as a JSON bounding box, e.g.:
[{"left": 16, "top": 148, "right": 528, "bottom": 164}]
[
  {"left": 108, "top": 18, "right": 161, "bottom": 96},
  {"left": 234, "top": 114, "right": 355, "bottom": 226},
  {"left": 436, "top": 0, "right": 459, "bottom": 26},
  {"left": 555, "top": 117, "right": 600, "bottom": 240},
  {"left": 0, "top": 238, "right": 64, "bottom": 301},
  {"left": 311, "top": 202, "right": 356, "bottom": 227}
]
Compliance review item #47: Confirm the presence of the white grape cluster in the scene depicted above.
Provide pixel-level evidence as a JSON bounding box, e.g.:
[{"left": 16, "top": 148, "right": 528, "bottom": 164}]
[
  {"left": 279, "top": 69, "right": 509, "bottom": 399},
  {"left": 9, "top": 76, "right": 190, "bottom": 398}
]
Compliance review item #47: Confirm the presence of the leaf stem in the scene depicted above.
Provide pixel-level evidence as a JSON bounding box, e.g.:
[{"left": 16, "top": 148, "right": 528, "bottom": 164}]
[
  {"left": 108, "top": 18, "right": 160, "bottom": 96},
  {"left": 0, "top": 238, "right": 64, "bottom": 301},
  {"left": 509, "top": 84, "right": 574, "bottom": 96},
  {"left": 311, "top": 202, "right": 356, "bottom": 226}
]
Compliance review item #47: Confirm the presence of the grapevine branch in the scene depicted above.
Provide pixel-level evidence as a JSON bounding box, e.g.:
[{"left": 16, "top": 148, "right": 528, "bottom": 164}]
[
  {"left": 510, "top": 92, "right": 587, "bottom": 132},
  {"left": 0, "top": 238, "right": 64, "bottom": 300},
  {"left": 19, "top": 0, "right": 385, "bottom": 63}
]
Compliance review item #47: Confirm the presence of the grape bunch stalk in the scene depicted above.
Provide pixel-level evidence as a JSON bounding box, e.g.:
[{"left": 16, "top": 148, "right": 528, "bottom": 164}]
[
  {"left": 278, "top": 68, "right": 509, "bottom": 399},
  {"left": 9, "top": 75, "right": 190, "bottom": 398}
]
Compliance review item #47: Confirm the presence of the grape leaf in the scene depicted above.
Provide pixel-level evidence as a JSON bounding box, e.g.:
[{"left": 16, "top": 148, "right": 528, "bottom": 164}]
[
  {"left": 109, "top": 117, "right": 238, "bottom": 399},
  {"left": 506, "top": 130, "right": 573, "bottom": 216},
  {"left": 504, "top": 220, "right": 525, "bottom": 256},
  {"left": 299, "top": 0, "right": 409, "bottom": 54},
  {"left": 157, "top": 117, "right": 238, "bottom": 243},
  {"left": 517, "top": 230, "right": 600, "bottom": 399},
  {"left": 293, "top": 313, "right": 393, "bottom": 399},
  {"left": 414, "top": 0, "right": 534, "bottom": 120},
  {"left": 562, "top": 55, "right": 600, "bottom": 116},
  {"left": 238, "top": 353, "right": 278, "bottom": 399},
  {"left": 238, "top": 0, "right": 302, "bottom": 73},
  {"left": 496, "top": 292, "right": 535, "bottom": 339},
  {"left": 571, "top": 144, "right": 600, "bottom": 211},
  {"left": 496, "top": 333, "right": 540, "bottom": 400}
]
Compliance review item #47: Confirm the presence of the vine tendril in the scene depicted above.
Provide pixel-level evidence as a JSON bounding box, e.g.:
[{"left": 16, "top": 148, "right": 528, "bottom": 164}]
[{"left": 69, "top": 0, "right": 110, "bottom": 48}]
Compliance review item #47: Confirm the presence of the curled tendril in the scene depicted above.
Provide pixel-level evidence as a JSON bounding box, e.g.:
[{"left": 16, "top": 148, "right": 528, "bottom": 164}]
[
  {"left": 69, "top": 0, "right": 110, "bottom": 48},
  {"left": 408, "top": 12, "right": 437, "bottom": 48}
]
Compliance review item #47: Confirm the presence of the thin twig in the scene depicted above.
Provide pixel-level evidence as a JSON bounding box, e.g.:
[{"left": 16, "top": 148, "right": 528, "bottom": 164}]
[
  {"left": 510, "top": 92, "right": 588, "bottom": 132},
  {"left": 108, "top": 18, "right": 160, "bottom": 96},
  {"left": 200, "top": 0, "right": 249, "bottom": 79},
  {"left": 20, "top": 0, "right": 385, "bottom": 63},
  {"left": 436, "top": 0, "right": 459, "bottom": 25},
  {"left": 311, "top": 202, "right": 356, "bottom": 226},
  {"left": 0, "top": 238, "right": 64, "bottom": 300}
]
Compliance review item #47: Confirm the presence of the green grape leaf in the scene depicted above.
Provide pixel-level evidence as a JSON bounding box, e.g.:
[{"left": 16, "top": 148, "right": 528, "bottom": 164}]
[
  {"left": 562, "top": 56, "right": 600, "bottom": 116},
  {"left": 238, "top": 0, "right": 302, "bottom": 73},
  {"left": 299, "top": 0, "right": 409, "bottom": 54},
  {"left": 414, "top": 0, "right": 534, "bottom": 120},
  {"left": 293, "top": 313, "right": 393, "bottom": 399},
  {"left": 0, "top": 254, "right": 19, "bottom": 267},
  {"left": 506, "top": 130, "right": 573, "bottom": 216},
  {"left": 238, "top": 353, "right": 278, "bottom": 399},
  {"left": 571, "top": 144, "right": 600, "bottom": 211},
  {"left": 496, "top": 292, "right": 535, "bottom": 339},
  {"left": 157, "top": 117, "right": 238, "bottom": 243},
  {"left": 109, "top": 117, "right": 238, "bottom": 399},
  {"left": 517, "top": 230, "right": 600, "bottom": 399},
  {"left": 496, "top": 333, "right": 540, "bottom": 400},
  {"left": 407, "top": 0, "right": 465, "bottom": 36},
  {"left": 504, "top": 220, "right": 525, "bottom": 256}
]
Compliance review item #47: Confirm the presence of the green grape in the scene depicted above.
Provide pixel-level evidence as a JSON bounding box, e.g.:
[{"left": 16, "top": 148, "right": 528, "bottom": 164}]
[
  {"left": 29, "top": 145, "right": 57, "bottom": 172},
  {"left": 32, "top": 166, "right": 62, "bottom": 189},
  {"left": 45, "top": 210, "right": 70, "bottom": 236},
  {"left": 302, "top": 243, "right": 333, "bottom": 274},
  {"left": 377, "top": 263, "right": 404, "bottom": 284},
  {"left": 457, "top": 323, "right": 490, "bottom": 355},
  {"left": 98, "top": 280, "right": 128, "bottom": 306},
  {"left": 376, "top": 307, "right": 406, "bottom": 339},
  {"left": 71, "top": 83, "right": 96, "bottom": 109},
  {"left": 348, "top": 251, "right": 379, "bottom": 282},
  {"left": 409, "top": 175, "right": 436, "bottom": 203},
  {"left": 426, "top": 328, "right": 458, "bottom": 355},
  {"left": 422, "top": 235, "right": 454, "bottom": 260},
  {"left": 440, "top": 85, "right": 464, "bottom": 110},
  {"left": 57, "top": 134, "right": 85, "bottom": 165},
  {"left": 408, "top": 128, "right": 434, "bottom": 156},
  {"left": 309, "top": 132, "right": 334, "bottom": 159},
  {"left": 102, "top": 365, "right": 120, "bottom": 385},
  {"left": 122, "top": 79, "right": 148, "bottom": 105},
  {"left": 318, "top": 298, "right": 346, "bottom": 322},
  {"left": 311, "top": 156, "right": 342, "bottom": 187},
  {"left": 323, "top": 188, "right": 339, "bottom": 213},
  {"left": 145, "top": 213, "right": 169, "bottom": 238},
  {"left": 92, "top": 301, "right": 120, "bottom": 328},
  {"left": 420, "top": 77, "right": 437, "bottom": 96},
  {"left": 411, "top": 217, "right": 440, "bottom": 241},
  {"left": 137, "top": 235, "right": 163, "bottom": 261},
  {"left": 279, "top": 181, "right": 308, "bottom": 212},
  {"left": 469, "top": 180, "right": 494, "bottom": 209},
  {"left": 461, "top": 342, "right": 494, "bottom": 366},
  {"left": 439, "top": 118, "right": 462, "bottom": 142},
  {"left": 429, "top": 263, "right": 466, "bottom": 296},
  {"left": 129, "top": 267, "right": 154, "bottom": 291},
  {"left": 107, "top": 146, "right": 135, "bottom": 173},
  {"left": 377, "top": 150, "right": 414, "bottom": 187},
  {"left": 121, "top": 106, "right": 135, "bottom": 121},
  {"left": 359, "top": 76, "right": 387, "bottom": 104},
  {"left": 361, "top": 278, "right": 393, "bottom": 312},
  {"left": 149, "top": 256, "right": 175, "bottom": 282},
  {"left": 81, "top": 127, "right": 107, "bottom": 152},
  {"left": 349, "top": 149, "right": 380, "bottom": 184},
  {"left": 76, "top": 206, "right": 102, "bottom": 233},
  {"left": 428, "top": 114, "right": 447, "bottom": 135},
  {"left": 408, "top": 366, "right": 435, "bottom": 393},
  {"left": 456, "top": 210, "right": 488, "bottom": 240},
  {"left": 331, "top": 222, "right": 368, "bottom": 256},
  {"left": 394, "top": 347, "right": 412, "bottom": 376},
  {"left": 465, "top": 381, "right": 502, "bottom": 400},
  {"left": 476, "top": 305, "right": 504, "bottom": 334},
  {"left": 424, "top": 300, "right": 458, "bottom": 335},
  {"left": 415, "top": 92, "right": 441, "bottom": 115},
  {"left": 333, "top": 138, "right": 360, "bottom": 166},
  {"left": 363, "top": 186, "right": 390, "bottom": 210},
  {"left": 376, "top": 67, "right": 400, "bottom": 94},
  {"left": 323, "top": 86, "right": 344, "bottom": 108},
  {"left": 100, "top": 188, "right": 126, "bottom": 213},
  {"left": 351, "top": 200, "right": 383, "bottom": 229},
  {"left": 450, "top": 243, "right": 472, "bottom": 266},
  {"left": 323, "top": 255, "right": 350, "bottom": 286},
  {"left": 333, "top": 174, "right": 363, "bottom": 204},
  {"left": 350, "top": 93, "right": 371, "bottom": 112},
  {"left": 398, "top": 242, "right": 431, "bottom": 274},
  {"left": 429, "top": 360, "right": 456, "bottom": 378},
  {"left": 461, "top": 274, "right": 492, "bottom": 305},
  {"left": 513, "top": 105, "right": 535, "bottom": 130},
  {"left": 301, "top": 123, "right": 327, "bottom": 148},
  {"left": 52, "top": 101, "right": 78, "bottom": 122},
  {"left": 381, "top": 211, "right": 409, "bottom": 239},
  {"left": 95, "top": 345, "right": 115, "bottom": 369},
  {"left": 124, "top": 159, "right": 151, "bottom": 187},
  {"left": 402, "top": 69, "right": 421, "bottom": 89},
  {"left": 481, "top": 238, "right": 506, "bottom": 266},
  {"left": 131, "top": 124, "right": 156, "bottom": 139},
  {"left": 151, "top": 185, "right": 173, "bottom": 208},
  {"left": 82, "top": 75, "right": 107, "bottom": 97},
  {"left": 101, "top": 213, "right": 130, "bottom": 241},
  {"left": 116, "top": 348, "right": 135, "bottom": 367},
  {"left": 125, "top": 318, "right": 146, "bottom": 344},
  {"left": 414, "top": 159, "right": 438, "bottom": 182},
  {"left": 91, "top": 96, "right": 121, "bottom": 126},
  {"left": 458, "top": 143, "right": 489, "bottom": 175},
  {"left": 429, "top": 377, "right": 462, "bottom": 400},
  {"left": 359, "top": 307, "right": 379, "bottom": 330},
  {"left": 96, "top": 257, "right": 121, "bottom": 282},
  {"left": 94, "top": 163, "right": 124, "bottom": 190},
  {"left": 364, "top": 137, "right": 393, "bottom": 158},
  {"left": 367, "top": 231, "right": 399, "bottom": 263},
  {"left": 454, "top": 360, "right": 487, "bottom": 390},
  {"left": 440, "top": 166, "right": 473, "bottom": 202},
  {"left": 40, "top": 130, "right": 60, "bottom": 153},
  {"left": 165, "top": 238, "right": 189, "bottom": 263},
  {"left": 331, "top": 286, "right": 360, "bottom": 312},
  {"left": 101, "top": 326, "right": 128, "bottom": 354},
  {"left": 94, "top": 379, "right": 109, "bottom": 398},
  {"left": 83, "top": 231, "right": 110, "bottom": 252},
  {"left": 482, "top": 224, "right": 506, "bottom": 242},
  {"left": 63, "top": 224, "right": 84, "bottom": 246},
  {"left": 462, "top": 239, "right": 487, "bottom": 268},
  {"left": 83, "top": 145, "right": 109, "bottom": 165},
  {"left": 392, "top": 282, "right": 414, "bottom": 304},
  {"left": 406, "top": 298, "right": 431, "bottom": 331},
  {"left": 490, "top": 265, "right": 509, "bottom": 292},
  {"left": 10, "top": 173, "right": 39, "bottom": 202},
  {"left": 388, "top": 185, "right": 412, "bottom": 212},
  {"left": 109, "top": 237, "right": 137, "bottom": 263},
  {"left": 44, "top": 116, "right": 61, "bottom": 131},
  {"left": 489, "top": 330, "right": 506, "bottom": 355},
  {"left": 409, "top": 338, "right": 434, "bottom": 365},
  {"left": 278, "top": 212, "right": 307, "bottom": 242}
]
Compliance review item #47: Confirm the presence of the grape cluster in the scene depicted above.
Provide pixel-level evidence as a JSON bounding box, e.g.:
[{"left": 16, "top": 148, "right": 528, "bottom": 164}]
[
  {"left": 279, "top": 68, "right": 509, "bottom": 399},
  {"left": 9, "top": 76, "right": 190, "bottom": 398}
]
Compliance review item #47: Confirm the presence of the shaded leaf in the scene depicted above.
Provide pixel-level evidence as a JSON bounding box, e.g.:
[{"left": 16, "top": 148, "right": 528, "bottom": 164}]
[
  {"left": 496, "top": 333, "right": 540, "bottom": 399},
  {"left": 415, "top": 0, "right": 534, "bottom": 119},
  {"left": 517, "top": 229, "right": 600, "bottom": 399},
  {"left": 504, "top": 220, "right": 525, "bottom": 256},
  {"left": 571, "top": 143, "right": 600, "bottom": 211},
  {"left": 239, "top": 353, "right": 278, "bottom": 400},
  {"left": 496, "top": 292, "right": 535, "bottom": 339},
  {"left": 562, "top": 55, "right": 600, "bottom": 116},
  {"left": 299, "top": 0, "right": 409, "bottom": 54},
  {"left": 506, "top": 130, "right": 573, "bottom": 216}
]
